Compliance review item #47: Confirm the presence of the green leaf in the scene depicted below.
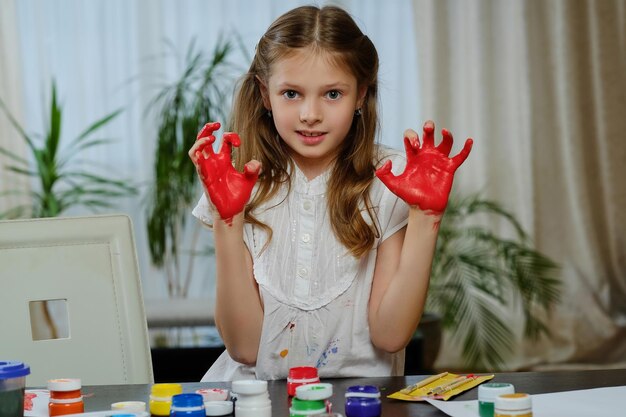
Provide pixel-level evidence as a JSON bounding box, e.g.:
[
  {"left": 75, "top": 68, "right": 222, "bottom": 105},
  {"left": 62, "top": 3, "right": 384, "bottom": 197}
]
[
  {"left": 75, "top": 109, "right": 122, "bottom": 140},
  {"left": 0, "top": 96, "right": 37, "bottom": 152},
  {"left": 0, "top": 145, "right": 30, "bottom": 166}
]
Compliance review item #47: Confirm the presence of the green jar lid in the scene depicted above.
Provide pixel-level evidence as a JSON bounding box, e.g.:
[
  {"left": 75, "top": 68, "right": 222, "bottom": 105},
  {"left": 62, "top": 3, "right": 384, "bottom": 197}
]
[{"left": 289, "top": 397, "right": 326, "bottom": 416}]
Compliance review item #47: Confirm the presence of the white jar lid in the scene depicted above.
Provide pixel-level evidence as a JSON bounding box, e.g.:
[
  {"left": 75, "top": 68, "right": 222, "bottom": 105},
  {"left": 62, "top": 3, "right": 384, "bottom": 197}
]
[
  {"left": 204, "top": 400, "right": 233, "bottom": 416},
  {"left": 231, "top": 379, "right": 268, "bottom": 395},
  {"left": 495, "top": 393, "right": 532, "bottom": 411},
  {"left": 111, "top": 401, "right": 147, "bottom": 412},
  {"left": 295, "top": 383, "right": 333, "bottom": 400},
  {"left": 48, "top": 378, "right": 81, "bottom": 391},
  {"left": 478, "top": 382, "right": 515, "bottom": 402},
  {"left": 196, "top": 388, "right": 229, "bottom": 402}
]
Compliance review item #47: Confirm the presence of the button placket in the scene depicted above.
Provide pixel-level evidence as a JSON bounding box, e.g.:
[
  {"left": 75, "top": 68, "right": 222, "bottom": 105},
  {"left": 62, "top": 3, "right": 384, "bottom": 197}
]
[{"left": 293, "top": 196, "right": 315, "bottom": 300}]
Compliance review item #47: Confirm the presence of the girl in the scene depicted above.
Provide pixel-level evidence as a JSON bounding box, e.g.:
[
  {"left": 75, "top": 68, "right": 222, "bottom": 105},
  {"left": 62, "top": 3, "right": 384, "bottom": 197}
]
[{"left": 189, "top": 5, "right": 472, "bottom": 381}]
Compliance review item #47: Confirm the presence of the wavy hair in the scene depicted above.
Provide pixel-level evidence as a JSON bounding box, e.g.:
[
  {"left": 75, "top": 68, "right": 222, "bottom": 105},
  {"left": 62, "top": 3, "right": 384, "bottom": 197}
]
[{"left": 230, "top": 5, "right": 381, "bottom": 257}]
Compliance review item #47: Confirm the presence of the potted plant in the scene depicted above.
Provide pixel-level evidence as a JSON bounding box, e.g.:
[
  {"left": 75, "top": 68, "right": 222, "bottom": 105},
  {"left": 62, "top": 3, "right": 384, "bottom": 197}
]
[
  {"left": 145, "top": 37, "right": 238, "bottom": 298},
  {"left": 422, "top": 193, "right": 561, "bottom": 371},
  {"left": 0, "top": 81, "right": 136, "bottom": 219}
]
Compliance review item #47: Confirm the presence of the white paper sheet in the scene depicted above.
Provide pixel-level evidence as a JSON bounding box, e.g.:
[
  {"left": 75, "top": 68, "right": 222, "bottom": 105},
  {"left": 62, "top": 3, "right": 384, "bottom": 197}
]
[{"left": 426, "top": 385, "right": 626, "bottom": 417}]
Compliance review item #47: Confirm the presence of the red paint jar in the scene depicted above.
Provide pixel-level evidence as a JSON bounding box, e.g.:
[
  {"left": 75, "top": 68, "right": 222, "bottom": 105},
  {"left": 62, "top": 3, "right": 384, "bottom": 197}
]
[
  {"left": 48, "top": 378, "right": 84, "bottom": 416},
  {"left": 287, "top": 367, "right": 320, "bottom": 397}
]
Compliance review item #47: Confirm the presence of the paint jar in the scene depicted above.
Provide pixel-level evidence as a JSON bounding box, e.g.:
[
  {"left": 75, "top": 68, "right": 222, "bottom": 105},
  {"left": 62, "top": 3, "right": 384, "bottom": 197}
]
[
  {"left": 494, "top": 393, "right": 532, "bottom": 417},
  {"left": 149, "top": 383, "right": 183, "bottom": 416},
  {"left": 344, "top": 385, "right": 381, "bottom": 417},
  {"left": 111, "top": 401, "right": 147, "bottom": 413},
  {"left": 478, "top": 383, "right": 515, "bottom": 417},
  {"left": 196, "top": 388, "right": 229, "bottom": 402},
  {"left": 231, "top": 379, "right": 271, "bottom": 417},
  {"left": 0, "top": 361, "right": 30, "bottom": 417},
  {"left": 48, "top": 378, "right": 84, "bottom": 416},
  {"left": 287, "top": 367, "right": 320, "bottom": 397},
  {"left": 291, "top": 382, "right": 334, "bottom": 416},
  {"left": 196, "top": 388, "right": 232, "bottom": 416},
  {"left": 169, "top": 393, "right": 205, "bottom": 417},
  {"left": 289, "top": 397, "right": 327, "bottom": 416},
  {"left": 203, "top": 400, "right": 233, "bottom": 416}
]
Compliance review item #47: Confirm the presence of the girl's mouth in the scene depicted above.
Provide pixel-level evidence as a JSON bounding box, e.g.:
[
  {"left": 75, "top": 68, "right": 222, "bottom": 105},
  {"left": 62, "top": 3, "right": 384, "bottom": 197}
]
[{"left": 298, "top": 131, "right": 326, "bottom": 145}]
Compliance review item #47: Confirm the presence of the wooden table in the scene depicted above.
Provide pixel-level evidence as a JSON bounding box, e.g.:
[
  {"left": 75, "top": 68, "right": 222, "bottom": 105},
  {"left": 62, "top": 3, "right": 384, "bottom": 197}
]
[{"left": 77, "top": 368, "right": 626, "bottom": 416}]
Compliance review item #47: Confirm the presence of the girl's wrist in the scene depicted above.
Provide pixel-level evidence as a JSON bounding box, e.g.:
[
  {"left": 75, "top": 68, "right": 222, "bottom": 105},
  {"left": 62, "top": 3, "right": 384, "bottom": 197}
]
[
  {"left": 408, "top": 206, "right": 443, "bottom": 231},
  {"left": 213, "top": 211, "right": 245, "bottom": 231}
]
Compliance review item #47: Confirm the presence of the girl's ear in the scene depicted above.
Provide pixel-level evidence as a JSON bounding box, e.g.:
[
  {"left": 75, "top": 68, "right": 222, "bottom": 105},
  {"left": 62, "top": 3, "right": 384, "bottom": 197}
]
[
  {"left": 256, "top": 75, "right": 271, "bottom": 109},
  {"left": 357, "top": 86, "right": 368, "bottom": 109}
]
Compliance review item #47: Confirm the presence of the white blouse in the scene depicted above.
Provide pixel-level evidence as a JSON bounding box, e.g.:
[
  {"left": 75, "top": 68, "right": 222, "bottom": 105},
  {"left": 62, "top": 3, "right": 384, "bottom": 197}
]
[{"left": 192, "top": 147, "right": 409, "bottom": 381}]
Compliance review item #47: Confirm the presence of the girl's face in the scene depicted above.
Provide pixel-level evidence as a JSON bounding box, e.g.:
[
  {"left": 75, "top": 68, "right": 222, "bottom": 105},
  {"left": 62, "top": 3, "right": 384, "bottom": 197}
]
[{"left": 261, "top": 48, "right": 364, "bottom": 179}]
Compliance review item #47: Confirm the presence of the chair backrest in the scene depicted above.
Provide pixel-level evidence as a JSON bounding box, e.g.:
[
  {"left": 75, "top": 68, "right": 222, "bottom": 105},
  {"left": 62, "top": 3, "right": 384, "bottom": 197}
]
[{"left": 0, "top": 214, "right": 153, "bottom": 386}]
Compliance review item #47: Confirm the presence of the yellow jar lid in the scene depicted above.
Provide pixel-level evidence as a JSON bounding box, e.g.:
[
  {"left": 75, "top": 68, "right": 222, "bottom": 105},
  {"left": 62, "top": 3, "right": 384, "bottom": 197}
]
[{"left": 151, "top": 383, "right": 183, "bottom": 398}]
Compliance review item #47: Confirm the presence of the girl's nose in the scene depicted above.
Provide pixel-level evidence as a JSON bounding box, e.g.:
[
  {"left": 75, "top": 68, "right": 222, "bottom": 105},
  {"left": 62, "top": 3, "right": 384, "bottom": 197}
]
[{"left": 300, "top": 99, "right": 322, "bottom": 124}]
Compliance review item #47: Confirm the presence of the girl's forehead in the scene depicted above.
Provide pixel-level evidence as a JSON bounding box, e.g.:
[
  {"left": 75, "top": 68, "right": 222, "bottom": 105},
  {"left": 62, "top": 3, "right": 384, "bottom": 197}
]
[{"left": 270, "top": 47, "right": 354, "bottom": 79}]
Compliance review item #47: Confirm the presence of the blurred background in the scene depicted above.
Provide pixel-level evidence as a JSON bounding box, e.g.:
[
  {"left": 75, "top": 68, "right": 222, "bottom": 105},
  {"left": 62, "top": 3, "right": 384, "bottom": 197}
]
[{"left": 1, "top": 0, "right": 625, "bottom": 380}]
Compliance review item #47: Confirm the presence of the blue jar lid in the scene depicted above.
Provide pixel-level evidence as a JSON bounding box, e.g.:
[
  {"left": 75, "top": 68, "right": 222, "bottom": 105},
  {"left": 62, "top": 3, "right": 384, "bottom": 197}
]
[
  {"left": 0, "top": 361, "right": 30, "bottom": 380},
  {"left": 171, "top": 393, "right": 204, "bottom": 408},
  {"left": 345, "top": 385, "right": 380, "bottom": 399}
]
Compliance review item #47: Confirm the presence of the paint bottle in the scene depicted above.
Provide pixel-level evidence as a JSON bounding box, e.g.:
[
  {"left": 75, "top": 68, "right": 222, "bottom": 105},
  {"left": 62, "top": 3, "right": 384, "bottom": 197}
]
[
  {"left": 231, "top": 379, "right": 271, "bottom": 417},
  {"left": 0, "top": 361, "right": 31, "bottom": 417},
  {"left": 344, "top": 385, "right": 381, "bottom": 417},
  {"left": 149, "top": 383, "right": 183, "bottom": 416},
  {"left": 169, "top": 393, "right": 205, "bottom": 417},
  {"left": 48, "top": 378, "right": 84, "bottom": 416},
  {"left": 287, "top": 367, "right": 320, "bottom": 397},
  {"left": 494, "top": 393, "right": 533, "bottom": 417},
  {"left": 478, "top": 383, "right": 515, "bottom": 417}
]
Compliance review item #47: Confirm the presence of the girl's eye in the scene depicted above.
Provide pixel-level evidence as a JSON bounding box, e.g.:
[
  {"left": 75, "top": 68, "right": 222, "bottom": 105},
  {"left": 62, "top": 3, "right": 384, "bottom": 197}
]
[
  {"left": 283, "top": 90, "right": 299, "bottom": 99},
  {"left": 326, "top": 90, "right": 342, "bottom": 100}
]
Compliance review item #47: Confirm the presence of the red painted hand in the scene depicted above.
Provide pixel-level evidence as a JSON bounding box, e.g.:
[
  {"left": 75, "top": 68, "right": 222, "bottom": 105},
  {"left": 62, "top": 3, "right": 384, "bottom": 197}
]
[
  {"left": 190, "top": 122, "right": 260, "bottom": 223},
  {"left": 376, "top": 120, "right": 473, "bottom": 214}
]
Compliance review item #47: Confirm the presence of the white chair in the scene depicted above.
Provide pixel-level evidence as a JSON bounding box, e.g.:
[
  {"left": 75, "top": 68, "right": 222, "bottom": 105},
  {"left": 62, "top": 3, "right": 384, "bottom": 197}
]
[{"left": 0, "top": 214, "right": 154, "bottom": 386}]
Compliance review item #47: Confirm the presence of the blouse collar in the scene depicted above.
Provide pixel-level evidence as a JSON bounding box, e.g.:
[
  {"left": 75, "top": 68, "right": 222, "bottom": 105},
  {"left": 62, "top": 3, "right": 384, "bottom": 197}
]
[{"left": 292, "top": 162, "right": 331, "bottom": 196}]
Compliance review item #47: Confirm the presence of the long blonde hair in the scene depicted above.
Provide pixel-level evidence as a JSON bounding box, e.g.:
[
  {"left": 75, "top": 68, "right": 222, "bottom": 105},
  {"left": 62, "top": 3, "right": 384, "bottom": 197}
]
[{"left": 230, "top": 5, "right": 380, "bottom": 258}]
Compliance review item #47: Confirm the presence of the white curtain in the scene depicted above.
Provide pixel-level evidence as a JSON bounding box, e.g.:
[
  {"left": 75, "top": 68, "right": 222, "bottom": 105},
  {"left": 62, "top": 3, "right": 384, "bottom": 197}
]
[
  {"left": 1, "top": 0, "right": 419, "bottom": 304},
  {"left": 0, "top": 0, "right": 30, "bottom": 211},
  {"left": 413, "top": 0, "right": 626, "bottom": 370}
]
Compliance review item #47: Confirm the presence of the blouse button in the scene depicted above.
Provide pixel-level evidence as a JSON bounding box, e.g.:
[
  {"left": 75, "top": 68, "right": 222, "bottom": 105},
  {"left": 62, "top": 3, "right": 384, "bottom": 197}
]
[
  {"left": 303, "top": 200, "right": 312, "bottom": 211},
  {"left": 301, "top": 233, "right": 311, "bottom": 243},
  {"left": 299, "top": 267, "right": 309, "bottom": 277}
]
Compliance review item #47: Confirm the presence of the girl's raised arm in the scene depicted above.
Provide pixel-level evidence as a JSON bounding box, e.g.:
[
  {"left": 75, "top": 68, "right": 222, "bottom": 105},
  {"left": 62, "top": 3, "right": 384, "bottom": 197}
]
[
  {"left": 189, "top": 122, "right": 264, "bottom": 365},
  {"left": 368, "top": 120, "right": 472, "bottom": 352}
]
